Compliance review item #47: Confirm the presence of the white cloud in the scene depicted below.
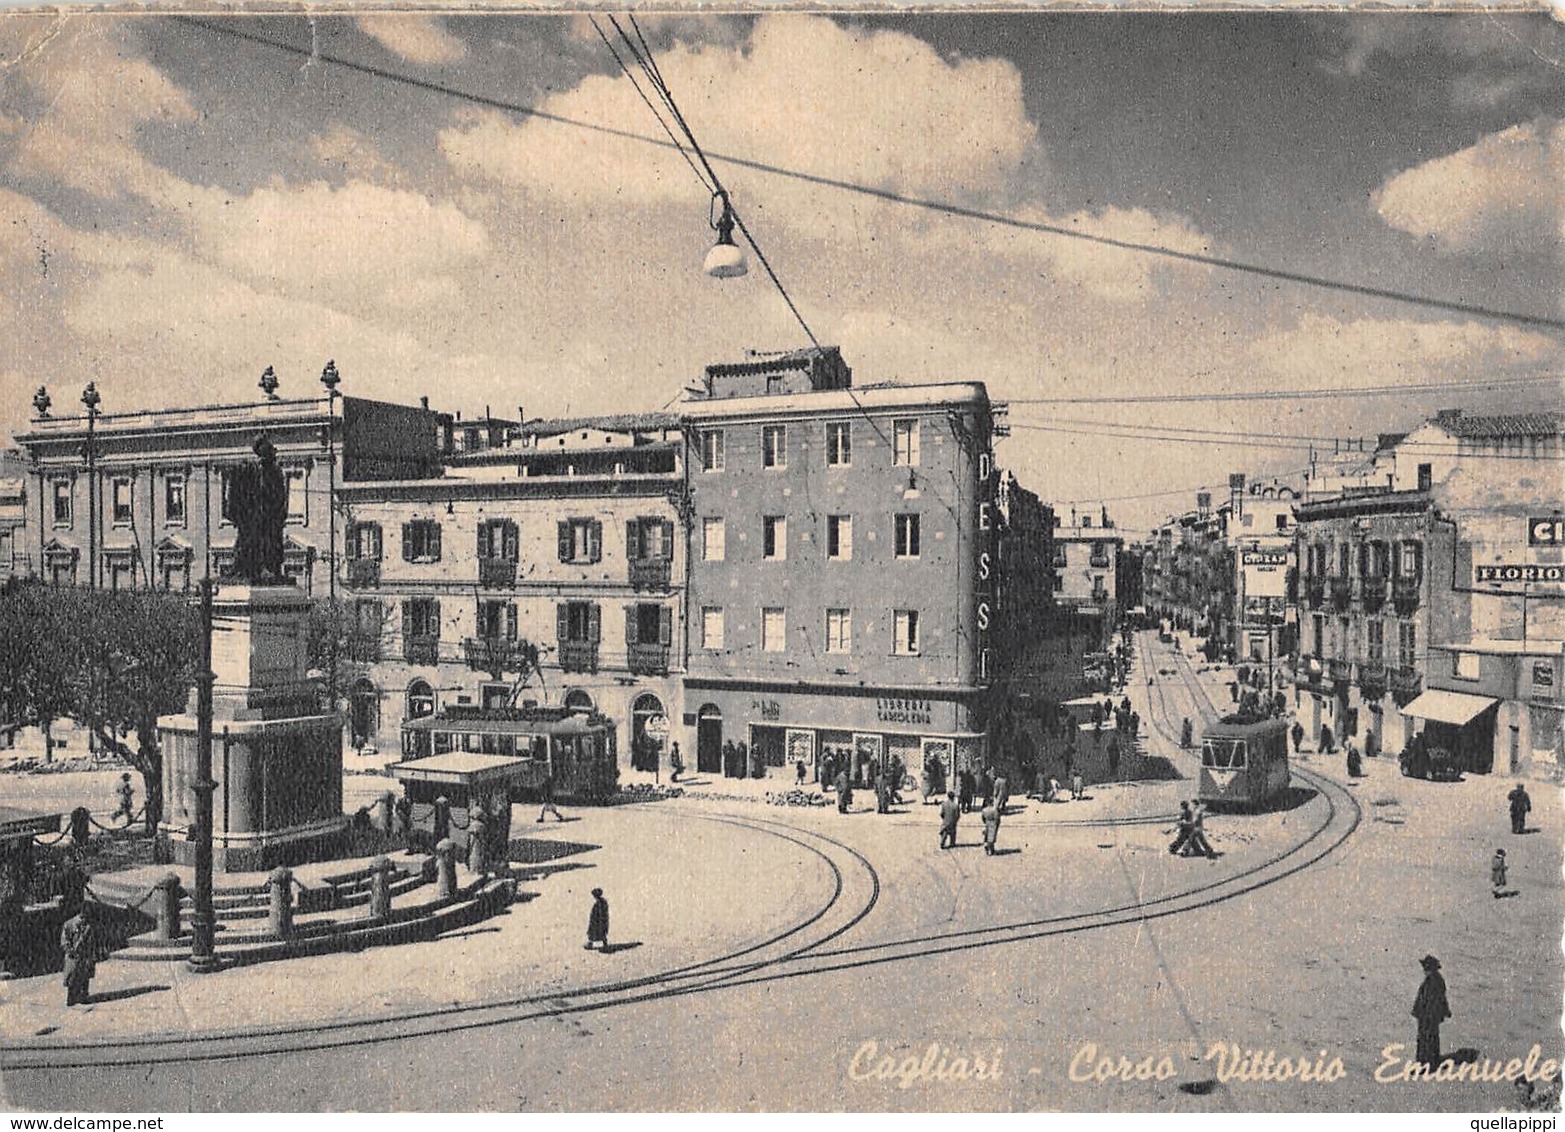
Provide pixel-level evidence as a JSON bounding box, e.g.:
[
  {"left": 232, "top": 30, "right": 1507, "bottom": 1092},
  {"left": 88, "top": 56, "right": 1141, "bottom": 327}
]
[
  {"left": 1247, "top": 312, "right": 1564, "bottom": 383},
  {"left": 356, "top": 15, "right": 467, "bottom": 66},
  {"left": 1372, "top": 117, "right": 1565, "bottom": 256}
]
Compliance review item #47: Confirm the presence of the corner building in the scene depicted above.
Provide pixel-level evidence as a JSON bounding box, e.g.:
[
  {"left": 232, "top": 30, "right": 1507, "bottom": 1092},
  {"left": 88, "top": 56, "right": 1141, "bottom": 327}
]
[{"left": 679, "top": 350, "right": 998, "bottom": 785}]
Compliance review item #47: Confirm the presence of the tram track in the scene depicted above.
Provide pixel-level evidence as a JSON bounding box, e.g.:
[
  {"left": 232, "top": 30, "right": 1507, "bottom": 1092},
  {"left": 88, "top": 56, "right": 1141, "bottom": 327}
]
[{"left": 2, "top": 645, "right": 1361, "bottom": 1071}]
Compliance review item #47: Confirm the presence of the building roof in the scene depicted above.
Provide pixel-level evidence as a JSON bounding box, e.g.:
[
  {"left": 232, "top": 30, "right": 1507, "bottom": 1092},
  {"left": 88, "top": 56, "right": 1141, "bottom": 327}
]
[
  {"left": 1428, "top": 410, "right": 1563, "bottom": 439},
  {"left": 514, "top": 411, "right": 682, "bottom": 438}
]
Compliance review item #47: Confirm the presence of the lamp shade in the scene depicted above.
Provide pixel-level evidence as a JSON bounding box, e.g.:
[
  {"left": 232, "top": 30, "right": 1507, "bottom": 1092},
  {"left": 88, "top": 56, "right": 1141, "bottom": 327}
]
[{"left": 704, "top": 237, "right": 748, "bottom": 279}]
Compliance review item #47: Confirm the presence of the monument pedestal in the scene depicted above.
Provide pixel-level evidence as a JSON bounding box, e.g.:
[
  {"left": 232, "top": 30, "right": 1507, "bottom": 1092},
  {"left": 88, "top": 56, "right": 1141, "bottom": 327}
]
[{"left": 159, "top": 583, "right": 348, "bottom": 872}]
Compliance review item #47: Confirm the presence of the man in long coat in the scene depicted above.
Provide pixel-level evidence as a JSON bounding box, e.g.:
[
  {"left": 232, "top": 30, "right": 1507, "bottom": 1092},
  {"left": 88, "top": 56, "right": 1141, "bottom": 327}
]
[
  {"left": 835, "top": 768, "right": 852, "bottom": 814},
  {"left": 1412, "top": 955, "right": 1451, "bottom": 1066},
  {"left": 61, "top": 906, "right": 98, "bottom": 1006},
  {"left": 1509, "top": 783, "right": 1532, "bottom": 835},
  {"left": 938, "top": 792, "right": 960, "bottom": 850},
  {"left": 585, "top": 888, "right": 610, "bottom": 951},
  {"left": 981, "top": 799, "right": 1001, "bottom": 856}
]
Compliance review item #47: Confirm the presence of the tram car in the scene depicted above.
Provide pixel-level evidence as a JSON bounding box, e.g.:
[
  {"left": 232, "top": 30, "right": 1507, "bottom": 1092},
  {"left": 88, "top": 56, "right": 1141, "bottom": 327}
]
[
  {"left": 1198, "top": 716, "right": 1290, "bottom": 809},
  {"left": 399, "top": 706, "right": 619, "bottom": 804}
]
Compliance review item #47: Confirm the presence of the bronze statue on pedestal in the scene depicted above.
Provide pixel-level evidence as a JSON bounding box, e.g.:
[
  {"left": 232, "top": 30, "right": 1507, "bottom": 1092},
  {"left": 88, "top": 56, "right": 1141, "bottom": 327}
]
[{"left": 223, "top": 435, "right": 290, "bottom": 584}]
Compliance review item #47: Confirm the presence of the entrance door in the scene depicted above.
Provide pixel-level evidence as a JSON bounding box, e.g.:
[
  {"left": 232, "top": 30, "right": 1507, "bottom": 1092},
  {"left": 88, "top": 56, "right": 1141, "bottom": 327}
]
[
  {"left": 697, "top": 705, "right": 722, "bottom": 774},
  {"left": 349, "top": 681, "right": 379, "bottom": 748}
]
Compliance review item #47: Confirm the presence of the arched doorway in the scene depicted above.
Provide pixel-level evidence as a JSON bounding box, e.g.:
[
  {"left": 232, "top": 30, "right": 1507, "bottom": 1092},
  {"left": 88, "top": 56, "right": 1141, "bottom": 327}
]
[
  {"left": 349, "top": 679, "right": 380, "bottom": 748},
  {"left": 406, "top": 679, "right": 436, "bottom": 722},
  {"left": 564, "top": 689, "right": 595, "bottom": 713},
  {"left": 696, "top": 704, "right": 723, "bottom": 775},
  {"left": 631, "top": 693, "right": 666, "bottom": 772}
]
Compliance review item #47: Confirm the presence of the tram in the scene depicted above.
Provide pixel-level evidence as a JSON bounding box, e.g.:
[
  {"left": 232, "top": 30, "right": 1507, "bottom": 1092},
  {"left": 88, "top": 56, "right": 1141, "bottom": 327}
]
[
  {"left": 1198, "top": 715, "right": 1290, "bottom": 809},
  {"left": 399, "top": 705, "right": 620, "bottom": 803}
]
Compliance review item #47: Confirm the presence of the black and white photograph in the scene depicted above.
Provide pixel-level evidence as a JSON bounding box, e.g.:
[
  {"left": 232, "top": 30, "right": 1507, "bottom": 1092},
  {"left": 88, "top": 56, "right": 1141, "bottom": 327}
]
[{"left": 0, "top": 6, "right": 1560, "bottom": 1116}]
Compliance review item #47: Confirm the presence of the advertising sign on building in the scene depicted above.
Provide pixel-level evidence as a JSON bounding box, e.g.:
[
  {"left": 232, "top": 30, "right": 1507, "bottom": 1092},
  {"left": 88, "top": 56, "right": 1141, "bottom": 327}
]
[
  {"left": 1241, "top": 550, "right": 1289, "bottom": 598},
  {"left": 1475, "top": 564, "right": 1565, "bottom": 585},
  {"left": 1528, "top": 517, "right": 1565, "bottom": 547}
]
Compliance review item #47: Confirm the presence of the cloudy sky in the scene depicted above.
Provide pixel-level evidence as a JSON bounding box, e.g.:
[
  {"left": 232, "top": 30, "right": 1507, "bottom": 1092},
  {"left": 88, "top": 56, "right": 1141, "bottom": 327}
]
[{"left": 1, "top": 11, "right": 1560, "bottom": 532}]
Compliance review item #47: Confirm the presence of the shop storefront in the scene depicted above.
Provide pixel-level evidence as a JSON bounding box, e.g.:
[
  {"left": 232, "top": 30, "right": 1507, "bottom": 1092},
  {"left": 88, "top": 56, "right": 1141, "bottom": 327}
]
[{"left": 682, "top": 681, "right": 988, "bottom": 787}]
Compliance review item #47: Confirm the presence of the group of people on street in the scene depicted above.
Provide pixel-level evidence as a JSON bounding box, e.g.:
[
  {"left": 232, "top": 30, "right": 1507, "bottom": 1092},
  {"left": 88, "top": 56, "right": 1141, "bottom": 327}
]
[
  {"left": 1168, "top": 800, "right": 1217, "bottom": 859},
  {"left": 937, "top": 790, "right": 1006, "bottom": 855}
]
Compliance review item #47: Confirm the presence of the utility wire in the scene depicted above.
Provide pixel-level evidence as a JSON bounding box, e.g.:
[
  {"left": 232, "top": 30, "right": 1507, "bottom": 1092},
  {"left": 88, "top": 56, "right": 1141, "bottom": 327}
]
[
  {"left": 168, "top": 16, "right": 1565, "bottom": 334},
  {"left": 1004, "top": 373, "right": 1561, "bottom": 405}
]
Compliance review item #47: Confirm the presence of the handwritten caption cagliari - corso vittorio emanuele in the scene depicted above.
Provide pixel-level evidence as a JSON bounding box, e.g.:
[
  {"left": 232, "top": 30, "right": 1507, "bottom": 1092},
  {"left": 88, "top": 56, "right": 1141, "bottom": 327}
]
[{"left": 845, "top": 1039, "right": 1563, "bottom": 1093}]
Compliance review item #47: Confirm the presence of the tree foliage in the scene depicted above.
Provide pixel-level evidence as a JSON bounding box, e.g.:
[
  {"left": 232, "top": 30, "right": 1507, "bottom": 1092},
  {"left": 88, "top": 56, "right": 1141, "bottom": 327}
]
[{"left": 0, "top": 581, "right": 201, "bottom": 831}]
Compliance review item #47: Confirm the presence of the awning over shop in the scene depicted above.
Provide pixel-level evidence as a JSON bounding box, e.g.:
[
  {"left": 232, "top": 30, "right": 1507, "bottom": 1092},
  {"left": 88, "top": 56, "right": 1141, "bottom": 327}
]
[{"left": 1402, "top": 689, "right": 1499, "bottom": 726}]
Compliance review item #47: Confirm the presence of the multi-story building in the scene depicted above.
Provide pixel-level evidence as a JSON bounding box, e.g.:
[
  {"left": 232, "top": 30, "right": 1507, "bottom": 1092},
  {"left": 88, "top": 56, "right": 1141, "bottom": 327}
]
[
  {"left": 678, "top": 348, "right": 1003, "bottom": 784},
  {"left": 1293, "top": 489, "right": 1457, "bottom": 757},
  {"left": 1051, "top": 510, "right": 1122, "bottom": 617},
  {"left": 0, "top": 450, "right": 25, "bottom": 585},
  {"left": 1229, "top": 480, "right": 1300, "bottom": 669},
  {"left": 12, "top": 378, "right": 440, "bottom": 595},
  {"left": 334, "top": 413, "right": 687, "bottom": 760}
]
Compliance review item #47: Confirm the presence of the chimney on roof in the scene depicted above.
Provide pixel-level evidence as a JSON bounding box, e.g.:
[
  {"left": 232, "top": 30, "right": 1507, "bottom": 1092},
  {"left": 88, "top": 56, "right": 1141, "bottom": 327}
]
[{"left": 420, "top": 396, "right": 429, "bottom": 410}]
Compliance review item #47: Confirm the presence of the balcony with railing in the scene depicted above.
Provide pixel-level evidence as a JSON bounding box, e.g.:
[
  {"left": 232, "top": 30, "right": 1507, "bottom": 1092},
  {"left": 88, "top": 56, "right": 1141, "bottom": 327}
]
[
  {"left": 1327, "top": 657, "right": 1353, "bottom": 683},
  {"left": 463, "top": 636, "right": 520, "bottom": 672},
  {"left": 627, "top": 643, "right": 670, "bottom": 676},
  {"left": 1305, "top": 576, "right": 1326, "bottom": 608},
  {"left": 1329, "top": 575, "right": 1353, "bottom": 611},
  {"left": 478, "top": 557, "right": 517, "bottom": 588},
  {"left": 558, "top": 640, "right": 598, "bottom": 674},
  {"left": 1358, "top": 657, "right": 1387, "bottom": 696},
  {"left": 346, "top": 634, "right": 381, "bottom": 664},
  {"left": 403, "top": 636, "right": 439, "bottom": 666},
  {"left": 345, "top": 557, "right": 380, "bottom": 588},
  {"left": 1360, "top": 575, "right": 1387, "bottom": 612},
  {"left": 1393, "top": 575, "right": 1421, "bottom": 614},
  {"left": 1389, "top": 663, "right": 1422, "bottom": 702},
  {"left": 629, "top": 557, "right": 672, "bottom": 591}
]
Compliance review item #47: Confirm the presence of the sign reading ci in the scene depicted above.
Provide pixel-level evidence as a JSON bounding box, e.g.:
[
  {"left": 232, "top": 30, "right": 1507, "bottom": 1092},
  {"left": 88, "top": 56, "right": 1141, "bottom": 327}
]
[{"left": 1528, "top": 517, "right": 1565, "bottom": 547}]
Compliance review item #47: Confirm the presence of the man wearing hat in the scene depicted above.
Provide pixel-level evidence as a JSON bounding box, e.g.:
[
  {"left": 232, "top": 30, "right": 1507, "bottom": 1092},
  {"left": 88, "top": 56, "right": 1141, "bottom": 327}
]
[
  {"left": 585, "top": 888, "right": 610, "bottom": 951},
  {"left": 1412, "top": 955, "right": 1451, "bottom": 1067}
]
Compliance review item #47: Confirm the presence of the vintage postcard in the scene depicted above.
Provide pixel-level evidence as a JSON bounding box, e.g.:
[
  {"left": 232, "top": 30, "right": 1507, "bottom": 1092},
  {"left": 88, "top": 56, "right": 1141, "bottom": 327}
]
[{"left": 0, "top": 6, "right": 1560, "bottom": 1117}]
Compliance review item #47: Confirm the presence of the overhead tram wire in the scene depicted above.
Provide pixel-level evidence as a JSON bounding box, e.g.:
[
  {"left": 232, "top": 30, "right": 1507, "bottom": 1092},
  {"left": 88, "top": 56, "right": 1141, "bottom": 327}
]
[
  {"left": 1004, "top": 372, "right": 1561, "bottom": 405},
  {"left": 169, "top": 16, "right": 1565, "bottom": 335}
]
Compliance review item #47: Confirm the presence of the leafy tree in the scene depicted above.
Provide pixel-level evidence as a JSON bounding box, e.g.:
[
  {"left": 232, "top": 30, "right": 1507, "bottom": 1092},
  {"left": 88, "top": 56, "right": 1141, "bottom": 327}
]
[{"left": 0, "top": 582, "right": 200, "bottom": 832}]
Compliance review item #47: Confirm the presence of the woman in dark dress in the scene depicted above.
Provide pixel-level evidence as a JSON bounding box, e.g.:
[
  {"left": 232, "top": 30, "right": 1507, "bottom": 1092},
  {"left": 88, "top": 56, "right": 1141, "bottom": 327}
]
[{"left": 586, "top": 888, "right": 610, "bottom": 951}]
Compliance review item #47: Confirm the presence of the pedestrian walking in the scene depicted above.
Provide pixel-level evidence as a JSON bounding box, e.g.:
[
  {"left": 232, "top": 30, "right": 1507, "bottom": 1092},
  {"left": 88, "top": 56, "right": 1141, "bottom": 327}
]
[
  {"left": 835, "top": 767, "right": 852, "bottom": 814},
  {"left": 994, "top": 774, "right": 1009, "bottom": 814},
  {"left": 536, "top": 776, "right": 565, "bottom": 823},
  {"left": 958, "top": 768, "right": 975, "bottom": 814},
  {"left": 981, "top": 799, "right": 1001, "bottom": 856},
  {"left": 60, "top": 905, "right": 98, "bottom": 1006},
  {"left": 113, "top": 773, "right": 136, "bottom": 826},
  {"left": 1291, "top": 721, "right": 1304, "bottom": 754},
  {"left": 1412, "top": 955, "right": 1451, "bottom": 1067},
  {"left": 976, "top": 767, "right": 994, "bottom": 809},
  {"left": 1168, "top": 801, "right": 1195, "bottom": 855},
  {"left": 1045, "top": 777, "right": 1062, "bottom": 803},
  {"left": 1508, "top": 783, "right": 1532, "bottom": 834},
  {"left": 1188, "top": 801, "right": 1217, "bottom": 858},
  {"left": 585, "top": 888, "right": 610, "bottom": 950},
  {"left": 1491, "top": 848, "right": 1508, "bottom": 897},
  {"left": 1320, "top": 724, "right": 1334, "bottom": 755},
  {"left": 795, "top": 758, "right": 807, "bottom": 788},
  {"left": 939, "top": 791, "right": 960, "bottom": 850},
  {"left": 1070, "top": 769, "right": 1084, "bottom": 800},
  {"left": 669, "top": 742, "right": 684, "bottom": 783},
  {"left": 876, "top": 770, "right": 891, "bottom": 815},
  {"left": 1346, "top": 743, "right": 1363, "bottom": 778}
]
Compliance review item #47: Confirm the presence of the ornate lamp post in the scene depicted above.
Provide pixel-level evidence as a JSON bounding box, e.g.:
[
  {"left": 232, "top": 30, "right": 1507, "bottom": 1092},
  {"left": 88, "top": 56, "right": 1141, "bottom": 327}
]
[
  {"left": 80, "top": 383, "right": 101, "bottom": 589},
  {"left": 189, "top": 575, "right": 218, "bottom": 973},
  {"left": 320, "top": 361, "right": 340, "bottom": 604}
]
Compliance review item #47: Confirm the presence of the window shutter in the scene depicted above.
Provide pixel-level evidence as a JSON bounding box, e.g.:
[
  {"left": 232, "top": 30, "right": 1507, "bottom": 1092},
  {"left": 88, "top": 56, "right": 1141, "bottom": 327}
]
[
  {"left": 477, "top": 524, "right": 489, "bottom": 559},
  {"left": 626, "top": 520, "right": 641, "bottom": 562},
  {"left": 556, "top": 603, "right": 570, "bottom": 642},
  {"left": 659, "top": 605, "right": 672, "bottom": 646},
  {"left": 558, "top": 521, "right": 571, "bottom": 562},
  {"left": 625, "top": 606, "right": 639, "bottom": 646},
  {"left": 370, "top": 524, "right": 382, "bottom": 561},
  {"left": 503, "top": 521, "right": 518, "bottom": 562},
  {"left": 402, "top": 600, "right": 414, "bottom": 640},
  {"left": 588, "top": 603, "right": 601, "bottom": 642},
  {"left": 506, "top": 603, "right": 518, "bottom": 641},
  {"left": 402, "top": 523, "right": 414, "bottom": 562},
  {"left": 430, "top": 599, "right": 441, "bottom": 639},
  {"left": 588, "top": 520, "right": 602, "bottom": 563},
  {"left": 430, "top": 524, "right": 442, "bottom": 562},
  {"left": 661, "top": 520, "right": 674, "bottom": 560}
]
